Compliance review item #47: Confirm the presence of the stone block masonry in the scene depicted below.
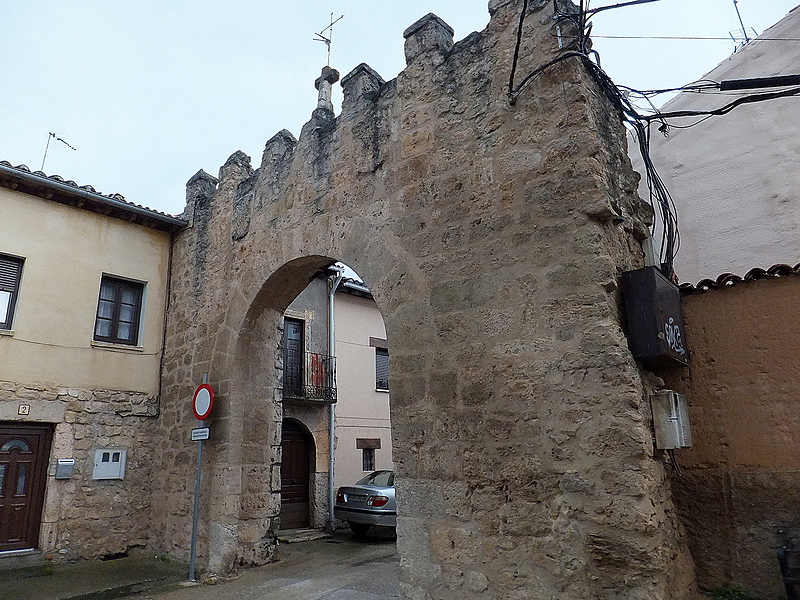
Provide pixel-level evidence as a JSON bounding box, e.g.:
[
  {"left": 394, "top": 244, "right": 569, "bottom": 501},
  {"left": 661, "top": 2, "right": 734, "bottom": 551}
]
[
  {"left": 153, "top": 1, "right": 700, "bottom": 597},
  {"left": 0, "top": 381, "right": 157, "bottom": 559}
]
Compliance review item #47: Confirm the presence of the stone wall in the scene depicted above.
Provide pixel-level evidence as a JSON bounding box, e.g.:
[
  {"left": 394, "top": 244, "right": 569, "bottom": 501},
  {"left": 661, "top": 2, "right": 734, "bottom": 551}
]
[
  {"left": 152, "top": 1, "right": 699, "bottom": 597},
  {"left": 0, "top": 381, "right": 156, "bottom": 559},
  {"left": 662, "top": 276, "right": 800, "bottom": 599}
]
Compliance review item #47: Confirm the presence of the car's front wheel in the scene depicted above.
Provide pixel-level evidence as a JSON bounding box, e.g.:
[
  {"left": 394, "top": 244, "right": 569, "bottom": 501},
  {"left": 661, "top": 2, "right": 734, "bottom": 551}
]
[{"left": 349, "top": 522, "right": 370, "bottom": 536}]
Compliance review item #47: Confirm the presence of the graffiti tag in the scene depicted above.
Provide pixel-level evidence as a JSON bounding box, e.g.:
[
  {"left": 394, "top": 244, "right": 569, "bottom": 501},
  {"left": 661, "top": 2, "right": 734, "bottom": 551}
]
[{"left": 664, "top": 317, "right": 686, "bottom": 355}]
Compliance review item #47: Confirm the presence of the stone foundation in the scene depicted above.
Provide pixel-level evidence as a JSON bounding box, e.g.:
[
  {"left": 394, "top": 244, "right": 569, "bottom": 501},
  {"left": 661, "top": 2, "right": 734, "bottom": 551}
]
[{"left": 0, "top": 381, "right": 156, "bottom": 560}]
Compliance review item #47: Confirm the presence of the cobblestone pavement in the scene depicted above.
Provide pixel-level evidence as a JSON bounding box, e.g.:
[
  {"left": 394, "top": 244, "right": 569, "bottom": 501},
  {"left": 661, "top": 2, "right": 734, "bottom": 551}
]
[{"left": 124, "top": 530, "right": 399, "bottom": 600}]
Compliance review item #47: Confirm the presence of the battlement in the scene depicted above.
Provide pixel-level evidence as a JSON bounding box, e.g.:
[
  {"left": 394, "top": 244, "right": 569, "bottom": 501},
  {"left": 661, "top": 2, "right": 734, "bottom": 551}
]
[{"left": 162, "top": 6, "right": 688, "bottom": 595}]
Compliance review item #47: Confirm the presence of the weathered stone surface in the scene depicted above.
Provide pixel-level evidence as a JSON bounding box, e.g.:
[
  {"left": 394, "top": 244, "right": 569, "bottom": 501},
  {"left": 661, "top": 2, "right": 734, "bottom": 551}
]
[
  {"left": 151, "top": 2, "right": 697, "bottom": 598},
  {"left": 0, "top": 381, "right": 156, "bottom": 560}
]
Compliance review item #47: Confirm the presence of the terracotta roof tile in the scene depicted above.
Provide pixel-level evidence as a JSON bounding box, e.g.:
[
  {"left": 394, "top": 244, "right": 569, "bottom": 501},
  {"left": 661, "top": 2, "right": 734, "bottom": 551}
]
[
  {"left": 680, "top": 263, "right": 800, "bottom": 293},
  {"left": 0, "top": 160, "right": 182, "bottom": 222},
  {"left": 0, "top": 161, "right": 186, "bottom": 232}
]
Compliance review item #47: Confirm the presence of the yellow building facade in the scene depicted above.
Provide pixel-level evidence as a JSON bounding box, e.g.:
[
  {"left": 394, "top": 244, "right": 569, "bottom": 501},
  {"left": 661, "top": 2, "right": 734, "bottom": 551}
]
[{"left": 0, "top": 162, "right": 184, "bottom": 558}]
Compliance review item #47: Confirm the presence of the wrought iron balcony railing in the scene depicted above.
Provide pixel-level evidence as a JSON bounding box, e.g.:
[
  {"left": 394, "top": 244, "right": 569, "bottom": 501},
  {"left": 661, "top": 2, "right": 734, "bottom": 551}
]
[{"left": 282, "top": 348, "right": 337, "bottom": 402}]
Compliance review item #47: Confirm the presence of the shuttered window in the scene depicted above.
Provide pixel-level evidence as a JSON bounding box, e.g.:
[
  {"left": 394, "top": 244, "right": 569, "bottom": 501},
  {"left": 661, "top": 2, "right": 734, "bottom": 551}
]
[
  {"left": 375, "top": 348, "right": 389, "bottom": 391},
  {"left": 94, "top": 276, "right": 144, "bottom": 345},
  {"left": 0, "top": 254, "right": 23, "bottom": 329}
]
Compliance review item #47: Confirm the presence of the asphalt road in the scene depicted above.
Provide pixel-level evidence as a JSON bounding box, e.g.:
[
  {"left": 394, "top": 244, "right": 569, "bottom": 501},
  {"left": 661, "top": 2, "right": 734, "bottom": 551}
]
[{"left": 125, "top": 530, "right": 399, "bottom": 600}]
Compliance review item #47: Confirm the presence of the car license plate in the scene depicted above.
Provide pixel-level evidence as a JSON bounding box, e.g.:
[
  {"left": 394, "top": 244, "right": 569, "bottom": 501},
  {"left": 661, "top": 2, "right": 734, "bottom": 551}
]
[{"left": 348, "top": 494, "right": 368, "bottom": 503}]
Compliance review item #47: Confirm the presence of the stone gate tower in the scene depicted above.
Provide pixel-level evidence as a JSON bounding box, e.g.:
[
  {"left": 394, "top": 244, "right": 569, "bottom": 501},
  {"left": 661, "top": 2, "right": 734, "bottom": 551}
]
[{"left": 151, "top": 1, "right": 698, "bottom": 597}]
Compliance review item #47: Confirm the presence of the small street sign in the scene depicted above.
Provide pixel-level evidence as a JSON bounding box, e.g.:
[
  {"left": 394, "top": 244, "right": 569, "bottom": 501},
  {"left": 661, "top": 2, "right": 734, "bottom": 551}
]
[
  {"left": 191, "top": 427, "right": 210, "bottom": 441},
  {"left": 189, "top": 374, "right": 211, "bottom": 583},
  {"left": 192, "top": 384, "right": 214, "bottom": 420}
]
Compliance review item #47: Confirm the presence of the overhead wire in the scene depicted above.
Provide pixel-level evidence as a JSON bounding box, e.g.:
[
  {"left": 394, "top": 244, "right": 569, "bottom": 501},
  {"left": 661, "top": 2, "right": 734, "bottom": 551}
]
[
  {"left": 508, "top": 0, "right": 680, "bottom": 275},
  {"left": 507, "top": 0, "right": 799, "bottom": 277},
  {"left": 593, "top": 35, "right": 800, "bottom": 41}
]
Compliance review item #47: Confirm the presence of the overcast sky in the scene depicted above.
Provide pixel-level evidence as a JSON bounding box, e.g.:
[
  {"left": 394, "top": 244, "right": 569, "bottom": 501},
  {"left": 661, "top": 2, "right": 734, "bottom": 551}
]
[{"left": 1, "top": 1, "right": 797, "bottom": 216}]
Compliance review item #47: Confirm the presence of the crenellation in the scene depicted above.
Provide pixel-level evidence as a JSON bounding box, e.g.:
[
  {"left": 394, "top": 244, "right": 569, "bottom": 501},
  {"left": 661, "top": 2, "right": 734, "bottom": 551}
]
[
  {"left": 259, "top": 129, "right": 297, "bottom": 188},
  {"left": 183, "top": 168, "right": 218, "bottom": 225},
  {"left": 218, "top": 150, "right": 254, "bottom": 191},
  {"left": 340, "top": 63, "right": 386, "bottom": 120},
  {"left": 403, "top": 13, "right": 455, "bottom": 66},
  {"left": 152, "top": 3, "right": 699, "bottom": 597}
]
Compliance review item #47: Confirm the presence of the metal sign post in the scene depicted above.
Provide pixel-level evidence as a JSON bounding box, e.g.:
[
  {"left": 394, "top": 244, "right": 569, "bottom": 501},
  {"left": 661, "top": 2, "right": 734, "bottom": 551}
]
[{"left": 188, "top": 374, "right": 214, "bottom": 582}]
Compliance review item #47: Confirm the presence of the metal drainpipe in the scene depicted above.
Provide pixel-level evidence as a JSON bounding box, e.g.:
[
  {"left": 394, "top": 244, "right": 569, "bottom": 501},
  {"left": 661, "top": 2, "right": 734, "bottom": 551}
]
[{"left": 327, "top": 265, "right": 345, "bottom": 532}]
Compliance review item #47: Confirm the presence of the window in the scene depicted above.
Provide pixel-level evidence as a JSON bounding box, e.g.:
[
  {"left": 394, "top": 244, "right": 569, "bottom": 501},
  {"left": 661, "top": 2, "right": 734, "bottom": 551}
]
[
  {"left": 362, "top": 448, "right": 375, "bottom": 471},
  {"left": 94, "top": 276, "right": 144, "bottom": 345},
  {"left": 370, "top": 337, "right": 389, "bottom": 391},
  {"left": 375, "top": 348, "right": 389, "bottom": 391},
  {"left": 283, "top": 317, "right": 304, "bottom": 396},
  {"left": 357, "top": 438, "right": 381, "bottom": 472},
  {"left": 0, "top": 254, "right": 23, "bottom": 330}
]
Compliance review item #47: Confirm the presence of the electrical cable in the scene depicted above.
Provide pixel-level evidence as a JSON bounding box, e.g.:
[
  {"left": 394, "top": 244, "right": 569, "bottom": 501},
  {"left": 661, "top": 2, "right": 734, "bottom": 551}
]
[
  {"left": 593, "top": 35, "right": 800, "bottom": 41},
  {"left": 508, "top": 0, "right": 530, "bottom": 100},
  {"left": 507, "top": 0, "right": 799, "bottom": 277},
  {"left": 641, "top": 85, "right": 800, "bottom": 121}
]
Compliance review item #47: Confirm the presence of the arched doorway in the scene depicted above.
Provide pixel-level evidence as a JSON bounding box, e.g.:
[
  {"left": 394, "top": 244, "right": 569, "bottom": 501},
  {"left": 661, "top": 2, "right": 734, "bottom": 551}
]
[{"left": 280, "top": 419, "right": 312, "bottom": 529}]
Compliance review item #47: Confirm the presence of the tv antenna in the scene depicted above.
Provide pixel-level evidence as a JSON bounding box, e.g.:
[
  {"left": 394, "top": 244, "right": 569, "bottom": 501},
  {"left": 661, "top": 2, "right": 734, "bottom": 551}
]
[
  {"left": 314, "top": 13, "right": 344, "bottom": 66},
  {"left": 41, "top": 132, "right": 76, "bottom": 172},
  {"left": 732, "top": 0, "right": 751, "bottom": 44},
  {"left": 729, "top": 0, "right": 758, "bottom": 51}
]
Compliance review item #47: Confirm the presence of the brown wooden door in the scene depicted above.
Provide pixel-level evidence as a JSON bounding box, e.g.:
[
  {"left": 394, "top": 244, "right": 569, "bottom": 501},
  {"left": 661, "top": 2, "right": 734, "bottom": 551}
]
[
  {"left": 0, "top": 423, "right": 53, "bottom": 551},
  {"left": 280, "top": 420, "right": 310, "bottom": 529}
]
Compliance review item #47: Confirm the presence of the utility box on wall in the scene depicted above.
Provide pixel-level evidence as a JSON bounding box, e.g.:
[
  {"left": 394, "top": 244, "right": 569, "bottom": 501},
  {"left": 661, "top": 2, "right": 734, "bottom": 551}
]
[
  {"left": 55, "top": 458, "right": 75, "bottom": 479},
  {"left": 622, "top": 266, "right": 690, "bottom": 368},
  {"left": 651, "top": 390, "right": 693, "bottom": 449},
  {"left": 92, "top": 449, "right": 127, "bottom": 480}
]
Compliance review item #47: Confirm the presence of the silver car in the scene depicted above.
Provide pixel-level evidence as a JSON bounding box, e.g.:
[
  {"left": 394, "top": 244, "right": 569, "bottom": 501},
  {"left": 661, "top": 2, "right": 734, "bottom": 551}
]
[{"left": 334, "top": 470, "right": 396, "bottom": 535}]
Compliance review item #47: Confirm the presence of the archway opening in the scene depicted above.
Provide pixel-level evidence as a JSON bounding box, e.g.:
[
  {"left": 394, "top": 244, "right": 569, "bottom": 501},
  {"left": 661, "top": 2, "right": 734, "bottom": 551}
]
[
  {"left": 228, "top": 256, "right": 394, "bottom": 559},
  {"left": 279, "top": 262, "right": 394, "bottom": 536}
]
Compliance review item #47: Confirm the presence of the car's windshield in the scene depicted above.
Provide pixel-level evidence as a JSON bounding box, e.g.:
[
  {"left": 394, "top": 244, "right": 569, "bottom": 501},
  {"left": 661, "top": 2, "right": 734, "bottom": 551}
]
[{"left": 356, "top": 470, "right": 394, "bottom": 487}]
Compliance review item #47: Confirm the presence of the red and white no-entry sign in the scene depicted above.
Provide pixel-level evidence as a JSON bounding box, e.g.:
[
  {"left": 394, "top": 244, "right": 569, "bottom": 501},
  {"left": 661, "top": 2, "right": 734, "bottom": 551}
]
[{"left": 192, "top": 384, "right": 214, "bottom": 421}]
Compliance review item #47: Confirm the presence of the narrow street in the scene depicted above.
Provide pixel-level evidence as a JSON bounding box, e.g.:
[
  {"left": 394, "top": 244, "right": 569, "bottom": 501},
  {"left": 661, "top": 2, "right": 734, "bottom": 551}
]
[{"left": 125, "top": 530, "right": 399, "bottom": 600}]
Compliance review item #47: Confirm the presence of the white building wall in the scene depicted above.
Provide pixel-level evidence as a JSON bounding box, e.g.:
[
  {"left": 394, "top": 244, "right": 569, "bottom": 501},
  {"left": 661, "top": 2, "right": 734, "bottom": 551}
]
[
  {"left": 333, "top": 290, "right": 392, "bottom": 488},
  {"left": 0, "top": 182, "right": 175, "bottom": 559},
  {"left": 630, "top": 6, "right": 800, "bottom": 284}
]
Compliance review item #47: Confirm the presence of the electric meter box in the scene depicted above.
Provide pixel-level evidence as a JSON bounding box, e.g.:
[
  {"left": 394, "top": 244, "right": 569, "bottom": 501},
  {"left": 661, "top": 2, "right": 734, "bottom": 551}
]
[
  {"left": 650, "top": 390, "right": 693, "bottom": 449},
  {"left": 622, "top": 266, "right": 690, "bottom": 368},
  {"left": 92, "top": 449, "right": 127, "bottom": 480}
]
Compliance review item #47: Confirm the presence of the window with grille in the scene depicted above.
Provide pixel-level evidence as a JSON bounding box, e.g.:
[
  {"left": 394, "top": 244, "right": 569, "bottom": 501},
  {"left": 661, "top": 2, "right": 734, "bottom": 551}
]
[
  {"left": 94, "top": 276, "right": 144, "bottom": 345},
  {"left": 0, "top": 254, "right": 23, "bottom": 330}
]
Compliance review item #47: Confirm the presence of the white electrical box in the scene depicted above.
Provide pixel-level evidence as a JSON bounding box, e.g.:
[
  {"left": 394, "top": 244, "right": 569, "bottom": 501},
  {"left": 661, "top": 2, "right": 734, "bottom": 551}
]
[
  {"left": 650, "top": 390, "right": 693, "bottom": 449},
  {"left": 92, "top": 449, "right": 127, "bottom": 480}
]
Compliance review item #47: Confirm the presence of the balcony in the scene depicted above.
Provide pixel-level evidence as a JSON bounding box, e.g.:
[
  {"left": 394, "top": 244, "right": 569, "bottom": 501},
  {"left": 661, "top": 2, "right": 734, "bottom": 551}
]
[{"left": 282, "top": 349, "right": 337, "bottom": 402}]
